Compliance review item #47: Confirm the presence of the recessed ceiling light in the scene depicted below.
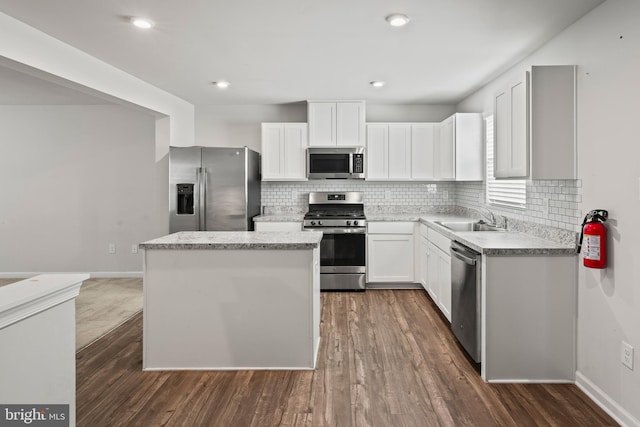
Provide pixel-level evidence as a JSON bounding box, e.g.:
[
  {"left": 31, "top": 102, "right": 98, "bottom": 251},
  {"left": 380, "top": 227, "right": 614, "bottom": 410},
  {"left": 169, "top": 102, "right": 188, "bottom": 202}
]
[
  {"left": 213, "top": 80, "right": 230, "bottom": 89},
  {"left": 385, "top": 14, "right": 410, "bottom": 27},
  {"left": 131, "top": 17, "right": 154, "bottom": 29},
  {"left": 370, "top": 81, "right": 386, "bottom": 88}
]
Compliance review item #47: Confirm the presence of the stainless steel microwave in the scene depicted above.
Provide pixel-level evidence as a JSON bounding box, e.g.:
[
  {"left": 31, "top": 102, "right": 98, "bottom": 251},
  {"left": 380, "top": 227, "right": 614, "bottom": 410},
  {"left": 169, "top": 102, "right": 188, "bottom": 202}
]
[{"left": 307, "top": 147, "right": 365, "bottom": 179}]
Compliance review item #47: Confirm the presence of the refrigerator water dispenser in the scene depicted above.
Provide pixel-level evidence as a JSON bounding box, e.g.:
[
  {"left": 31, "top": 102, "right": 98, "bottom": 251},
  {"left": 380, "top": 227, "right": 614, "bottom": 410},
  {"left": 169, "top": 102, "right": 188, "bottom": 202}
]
[{"left": 176, "top": 184, "right": 194, "bottom": 215}]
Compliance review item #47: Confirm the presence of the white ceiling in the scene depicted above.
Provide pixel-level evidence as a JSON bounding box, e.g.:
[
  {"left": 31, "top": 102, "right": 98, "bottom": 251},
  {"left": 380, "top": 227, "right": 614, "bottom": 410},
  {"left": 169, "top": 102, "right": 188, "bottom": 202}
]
[{"left": 0, "top": 0, "right": 605, "bottom": 106}]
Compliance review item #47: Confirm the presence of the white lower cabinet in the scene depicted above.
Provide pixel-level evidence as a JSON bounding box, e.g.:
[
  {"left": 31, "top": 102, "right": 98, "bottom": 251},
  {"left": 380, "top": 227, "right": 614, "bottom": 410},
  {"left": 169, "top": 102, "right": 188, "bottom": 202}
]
[
  {"left": 367, "top": 222, "right": 415, "bottom": 283},
  {"left": 425, "top": 227, "right": 452, "bottom": 322},
  {"left": 419, "top": 236, "right": 429, "bottom": 291},
  {"left": 254, "top": 222, "right": 302, "bottom": 232}
]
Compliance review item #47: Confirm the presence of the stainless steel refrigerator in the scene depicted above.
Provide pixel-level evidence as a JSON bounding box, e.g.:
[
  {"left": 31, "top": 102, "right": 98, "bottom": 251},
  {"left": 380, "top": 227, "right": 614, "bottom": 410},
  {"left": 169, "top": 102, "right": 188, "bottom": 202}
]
[{"left": 169, "top": 147, "right": 261, "bottom": 233}]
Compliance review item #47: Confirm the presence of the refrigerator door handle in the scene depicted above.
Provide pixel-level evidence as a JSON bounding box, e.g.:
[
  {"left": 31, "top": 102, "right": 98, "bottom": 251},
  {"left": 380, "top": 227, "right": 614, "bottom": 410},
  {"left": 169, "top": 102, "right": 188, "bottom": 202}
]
[
  {"left": 196, "top": 168, "right": 206, "bottom": 231},
  {"left": 199, "top": 168, "right": 207, "bottom": 230}
]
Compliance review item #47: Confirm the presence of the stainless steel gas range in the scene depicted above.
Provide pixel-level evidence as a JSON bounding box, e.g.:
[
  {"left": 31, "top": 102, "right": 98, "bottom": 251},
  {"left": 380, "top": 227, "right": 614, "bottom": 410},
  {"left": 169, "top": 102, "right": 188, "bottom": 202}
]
[{"left": 303, "top": 192, "right": 366, "bottom": 291}]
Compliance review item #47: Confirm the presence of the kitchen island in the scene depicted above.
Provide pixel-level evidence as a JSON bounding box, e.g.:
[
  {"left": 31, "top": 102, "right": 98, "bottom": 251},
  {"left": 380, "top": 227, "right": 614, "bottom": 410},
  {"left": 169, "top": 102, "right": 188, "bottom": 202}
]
[{"left": 139, "top": 231, "right": 322, "bottom": 371}]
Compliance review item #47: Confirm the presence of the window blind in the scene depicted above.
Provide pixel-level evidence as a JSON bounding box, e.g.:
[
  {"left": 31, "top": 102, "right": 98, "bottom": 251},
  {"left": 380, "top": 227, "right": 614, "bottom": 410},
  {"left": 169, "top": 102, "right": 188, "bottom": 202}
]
[{"left": 485, "top": 116, "right": 526, "bottom": 208}]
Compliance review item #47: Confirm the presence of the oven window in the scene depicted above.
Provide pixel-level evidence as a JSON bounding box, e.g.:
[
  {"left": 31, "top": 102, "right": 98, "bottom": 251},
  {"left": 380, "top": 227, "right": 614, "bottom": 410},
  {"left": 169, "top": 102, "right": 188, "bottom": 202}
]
[
  {"left": 309, "top": 154, "right": 350, "bottom": 174},
  {"left": 320, "top": 233, "right": 365, "bottom": 267}
]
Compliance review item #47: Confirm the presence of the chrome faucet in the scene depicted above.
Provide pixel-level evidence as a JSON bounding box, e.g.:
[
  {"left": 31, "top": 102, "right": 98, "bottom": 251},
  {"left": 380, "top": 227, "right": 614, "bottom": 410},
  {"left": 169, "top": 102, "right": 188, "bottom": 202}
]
[{"left": 479, "top": 207, "right": 496, "bottom": 225}]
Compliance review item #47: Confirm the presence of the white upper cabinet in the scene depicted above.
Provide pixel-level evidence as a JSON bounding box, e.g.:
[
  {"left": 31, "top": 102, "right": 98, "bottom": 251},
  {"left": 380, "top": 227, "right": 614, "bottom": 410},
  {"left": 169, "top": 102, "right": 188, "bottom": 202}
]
[
  {"left": 433, "top": 113, "right": 484, "bottom": 181},
  {"left": 388, "top": 124, "right": 412, "bottom": 179},
  {"left": 494, "top": 75, "right": 529, "bottom": 178},
  {"left": 449, "top": 113, "right": 484, "bottom": 181},
  {"left": 437, "top": 116, "right": 456, "bottom": 180},
  {"left": 308, "top": 101, "right": 365, "bottom": 147},
  {"left": 366, "top": 123, "right": 411, "bottom": 180},
  {"left": 261, "top": 123, "right": 308, "bottom": 181},
  {"left": 530, "top": 65, "right": 577, "bottom": 179},
  {"left": 494, "top": 65, "right": 576, "bottom": 179},
  {"left": 366, "top": 124, "right": 388, "bottom": 179},
  {"left": 411, "top": 123, "right": 437, "bottom": 180},
  {"left": 367, "top": 119, "right": 481, "bottom": 181}
]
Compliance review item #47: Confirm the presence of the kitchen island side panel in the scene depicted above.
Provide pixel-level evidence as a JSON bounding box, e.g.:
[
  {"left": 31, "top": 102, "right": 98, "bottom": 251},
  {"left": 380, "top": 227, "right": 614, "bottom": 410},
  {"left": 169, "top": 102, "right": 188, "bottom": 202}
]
[{"left": 143, "top": 248, "right": 319, "bottom": 370}]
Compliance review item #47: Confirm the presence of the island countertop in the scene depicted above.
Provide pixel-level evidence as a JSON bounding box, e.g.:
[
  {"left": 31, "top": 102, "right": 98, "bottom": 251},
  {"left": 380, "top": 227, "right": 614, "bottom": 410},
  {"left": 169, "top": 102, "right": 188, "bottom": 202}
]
[{"left": 139, "top": 231, "right": 323, "bottom": 250}]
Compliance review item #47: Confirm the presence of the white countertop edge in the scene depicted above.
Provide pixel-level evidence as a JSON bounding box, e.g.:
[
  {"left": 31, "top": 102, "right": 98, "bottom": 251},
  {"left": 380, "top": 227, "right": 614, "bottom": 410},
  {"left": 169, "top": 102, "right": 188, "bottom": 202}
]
[
  {"left": 0, "top": 274, "right": 89, "bottom": 330},
  {"left": 365, "top": 214, "right": 575, "bottom": 254},
  {"left": 417, "top": 217, "right": 575, "bottom": 255},
  {"left": 139, "top": 231, "right": 323, "bottom": 250}
]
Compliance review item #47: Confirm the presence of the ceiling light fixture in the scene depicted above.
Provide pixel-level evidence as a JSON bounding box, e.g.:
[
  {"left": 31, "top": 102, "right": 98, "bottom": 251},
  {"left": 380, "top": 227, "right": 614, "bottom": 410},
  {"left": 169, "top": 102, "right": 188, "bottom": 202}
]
[
  {"left": 213, "top": 80, "right": 230, "bottom": 89},
  {"left": 131, "top": 17, "right": 154, "bottom": 29},
  {"left": 370, "top": 81, "right": 386, "bottom": 88},
  {"left": 385, "top": 14, "right": 410, "bottom": 27}
]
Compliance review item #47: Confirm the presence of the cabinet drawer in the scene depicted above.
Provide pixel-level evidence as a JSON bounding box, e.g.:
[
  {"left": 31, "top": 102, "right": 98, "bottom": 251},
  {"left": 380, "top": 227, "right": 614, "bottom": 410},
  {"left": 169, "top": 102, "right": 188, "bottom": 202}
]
[
  {"left": 420, "top": 223, "right": 429, "bottom": 238},
  {"left": 368, "top": 222, "right": 414, "bottom": 234},
  {"left": 428, "top": 228, "right": 451, "bottom": 253}
]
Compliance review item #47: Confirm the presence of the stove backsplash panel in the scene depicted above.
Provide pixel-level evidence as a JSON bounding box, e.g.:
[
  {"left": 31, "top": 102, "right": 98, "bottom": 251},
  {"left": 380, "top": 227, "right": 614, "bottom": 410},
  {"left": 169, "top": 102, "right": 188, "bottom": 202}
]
[{"left": 262, "top": 181, "right": 456, "bottom": 214}]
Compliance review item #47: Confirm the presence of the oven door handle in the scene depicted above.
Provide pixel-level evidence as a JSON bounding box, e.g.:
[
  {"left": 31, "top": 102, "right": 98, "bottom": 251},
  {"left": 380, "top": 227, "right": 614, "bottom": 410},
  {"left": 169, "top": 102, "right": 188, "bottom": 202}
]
[{"left": 304, "top": 228, "right": 366, "bottom": 234}]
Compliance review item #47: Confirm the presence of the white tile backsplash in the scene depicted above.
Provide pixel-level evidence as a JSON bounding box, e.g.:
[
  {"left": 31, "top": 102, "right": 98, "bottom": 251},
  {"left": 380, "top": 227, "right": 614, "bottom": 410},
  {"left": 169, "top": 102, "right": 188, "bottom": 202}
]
[
  {"left": 262, "top": 181, "right": 456, "bottom": 212},
  {"left": 263, "top": 179, "right": 583, "bottom": 234},
  {"left": 456, "top": 179, "right": 583, "bottom": 232}
]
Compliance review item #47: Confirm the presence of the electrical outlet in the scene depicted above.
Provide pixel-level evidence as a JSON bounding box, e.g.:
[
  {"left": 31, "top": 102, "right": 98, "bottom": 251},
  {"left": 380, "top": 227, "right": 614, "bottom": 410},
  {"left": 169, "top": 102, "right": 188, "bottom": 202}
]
[
  {"left": 385, "top": 190, "right": 391, "bottom": 200},
  {"left": 291, "top": 190, "right": 297, "bottom": 201},
  {"left": 622, "top": 341, "right": 634, "bottom": 370},
  {"left": 108, "top": 243, "right": 116, "bottom": 254},
  {"left": 443, "top": 190, "right": 449, "bottom": 200},
  {"left": 131, "top": 244, "right": 138, "bottom": 254}
]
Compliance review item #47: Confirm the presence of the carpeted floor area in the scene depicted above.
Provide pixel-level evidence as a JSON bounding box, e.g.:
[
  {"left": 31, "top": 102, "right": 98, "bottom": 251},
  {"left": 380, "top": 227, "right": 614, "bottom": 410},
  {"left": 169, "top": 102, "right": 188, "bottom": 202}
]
[{"left": 0, "top": 276, "right": 142, "bottom": 350}]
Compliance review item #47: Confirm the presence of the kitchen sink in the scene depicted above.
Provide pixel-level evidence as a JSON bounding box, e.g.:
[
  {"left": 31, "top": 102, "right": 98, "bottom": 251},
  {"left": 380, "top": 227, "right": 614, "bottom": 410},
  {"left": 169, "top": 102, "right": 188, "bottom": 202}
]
[{"left": 434, "top": 220, "right": 507, "bottom": 232}]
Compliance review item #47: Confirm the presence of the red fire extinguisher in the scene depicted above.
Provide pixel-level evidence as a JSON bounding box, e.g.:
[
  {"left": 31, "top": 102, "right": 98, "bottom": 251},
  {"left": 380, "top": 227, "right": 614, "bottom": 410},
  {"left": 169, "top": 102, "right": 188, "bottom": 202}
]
[{"left": 576, "top": 209, "right": 608, "bottom": 269}]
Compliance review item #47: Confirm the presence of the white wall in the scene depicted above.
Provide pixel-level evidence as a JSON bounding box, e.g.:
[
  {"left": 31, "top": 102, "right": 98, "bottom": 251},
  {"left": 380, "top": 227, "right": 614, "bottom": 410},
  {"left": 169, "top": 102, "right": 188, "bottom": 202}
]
[
  {"left": 0, "top": 105, "right": 167, "bottom": 275},
  {"left": 194, "top": 104, "right": 456, "bottom": 153},
  {"left": 366, "top": 104, "right": 455, "bottom": 123},
  {"left": 457, "top": 0, "right": 640, "bottom": 424},
  {"left": 0, "top": 11, "right": 195, "bottom": 152},
  {"left": 195, "top": 104, "right": 306, "bottom": 152}
]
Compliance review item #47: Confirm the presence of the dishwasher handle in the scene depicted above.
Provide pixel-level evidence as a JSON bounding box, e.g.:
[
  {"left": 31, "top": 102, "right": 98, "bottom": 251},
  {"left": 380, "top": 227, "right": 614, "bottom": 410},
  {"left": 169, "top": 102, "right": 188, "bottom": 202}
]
[{"left": 450, "top": 243, "right": 478, "bottom": 265}]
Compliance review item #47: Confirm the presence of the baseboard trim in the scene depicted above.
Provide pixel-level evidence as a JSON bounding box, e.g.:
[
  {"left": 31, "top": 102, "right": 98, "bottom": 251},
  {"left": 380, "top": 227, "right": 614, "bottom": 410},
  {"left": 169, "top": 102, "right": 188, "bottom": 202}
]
[
  {"left": 0, "top": 271, "right": 143, "bottom": 279},
  {"left": 575, "top": 371, "right": 640, "bottom": 427},
  {"left": 365, "top": 282, "right": 422, "bottom": 290},
  {"left": 487, "top": 379, "right": 574, "bottom": 384}
]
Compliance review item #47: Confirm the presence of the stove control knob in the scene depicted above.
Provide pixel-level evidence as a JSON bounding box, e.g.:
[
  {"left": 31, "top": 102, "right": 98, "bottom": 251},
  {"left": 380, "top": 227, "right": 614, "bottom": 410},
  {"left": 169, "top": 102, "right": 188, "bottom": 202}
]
[
  {"left": 310, "top": 221, "right": 316, "bottom": 226},
  {"left": 354, "top": 220, "right": 359, "bottom": 226},
  {"left": 318, "top": 221, "right": 323, "bottom": 226},
  {"left": 346, "top": 220, "right": 352, "bottom": 226}
]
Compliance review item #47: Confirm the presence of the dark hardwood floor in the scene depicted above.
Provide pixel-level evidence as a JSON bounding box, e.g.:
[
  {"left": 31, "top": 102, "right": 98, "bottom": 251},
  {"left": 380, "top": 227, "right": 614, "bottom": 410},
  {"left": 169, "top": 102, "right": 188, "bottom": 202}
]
[{"left": 76, "top": 290, "right": 618, "bottom": 426}]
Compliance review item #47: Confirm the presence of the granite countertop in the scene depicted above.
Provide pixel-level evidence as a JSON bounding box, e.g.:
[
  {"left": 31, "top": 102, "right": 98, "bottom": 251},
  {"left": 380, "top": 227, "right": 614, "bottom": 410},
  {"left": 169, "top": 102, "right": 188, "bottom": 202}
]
[
  {"left": 252, "top": 209, "right": 575, "bottom": 255},
  {"left": 368, "top": 213, "right": 576, "bottom": 256},
  {"left": 139, "top": 231, "right": 322, "bottom": 250},
  {"left": 253, "top": 214, "right": 305, "bottom": 222}
]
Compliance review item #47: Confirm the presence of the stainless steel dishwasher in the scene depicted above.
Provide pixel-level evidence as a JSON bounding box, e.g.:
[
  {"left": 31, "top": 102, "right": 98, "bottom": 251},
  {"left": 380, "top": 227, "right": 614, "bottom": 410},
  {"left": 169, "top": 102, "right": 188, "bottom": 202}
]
[{"left": 450, "top": 241, "right": 481, "bottom": 363}]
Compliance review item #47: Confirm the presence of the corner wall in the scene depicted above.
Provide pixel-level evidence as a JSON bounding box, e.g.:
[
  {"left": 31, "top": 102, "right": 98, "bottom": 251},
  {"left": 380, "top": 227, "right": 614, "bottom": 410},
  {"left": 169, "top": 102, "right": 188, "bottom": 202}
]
[
  {"left": 457, "top": 0, "right": 640, "bottom": 424},
  {"left": 0, "top": 105, "right": 167, "bottom": 275}
]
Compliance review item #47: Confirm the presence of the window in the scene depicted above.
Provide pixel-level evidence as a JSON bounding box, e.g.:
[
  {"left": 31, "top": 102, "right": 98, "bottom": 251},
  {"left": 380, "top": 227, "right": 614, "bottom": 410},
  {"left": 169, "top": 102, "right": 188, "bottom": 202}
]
[{"left": 485, "top": 116, "right": 526, "bottom": 208}]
